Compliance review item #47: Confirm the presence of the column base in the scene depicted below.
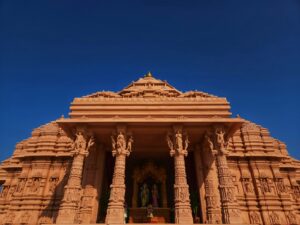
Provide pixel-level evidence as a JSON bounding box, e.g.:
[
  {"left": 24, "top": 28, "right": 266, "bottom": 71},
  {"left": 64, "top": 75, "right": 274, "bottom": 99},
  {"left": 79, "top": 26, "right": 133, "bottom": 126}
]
[
  {"left": 175, "top": 207, "right": 194, "bottom": 224},
  {"left": 105, "top": 206, "right": 125, "bottom": 224},
  {"left": 56, "top": 207, "right": 77, "bottom": 224}
]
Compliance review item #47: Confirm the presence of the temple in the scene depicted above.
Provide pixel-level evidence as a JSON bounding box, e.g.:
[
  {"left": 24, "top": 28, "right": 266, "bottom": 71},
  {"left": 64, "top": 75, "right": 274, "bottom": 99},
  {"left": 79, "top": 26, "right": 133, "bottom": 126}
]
[{"left": 0, "top": 73, "right": 299, "bottom": 225}]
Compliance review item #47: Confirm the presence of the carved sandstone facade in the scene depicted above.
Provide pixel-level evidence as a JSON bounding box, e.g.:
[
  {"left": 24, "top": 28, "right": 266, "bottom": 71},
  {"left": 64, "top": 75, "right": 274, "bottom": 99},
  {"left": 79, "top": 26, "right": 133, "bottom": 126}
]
[{"left": 0, "top": 73, "right": 299, "bottom": 225}]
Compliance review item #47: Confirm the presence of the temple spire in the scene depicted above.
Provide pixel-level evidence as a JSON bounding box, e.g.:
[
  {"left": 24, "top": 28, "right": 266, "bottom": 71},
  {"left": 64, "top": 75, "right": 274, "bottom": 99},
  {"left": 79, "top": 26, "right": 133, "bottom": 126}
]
[{"left": 145, "top": 71, "right": 153, "bottom": 77}]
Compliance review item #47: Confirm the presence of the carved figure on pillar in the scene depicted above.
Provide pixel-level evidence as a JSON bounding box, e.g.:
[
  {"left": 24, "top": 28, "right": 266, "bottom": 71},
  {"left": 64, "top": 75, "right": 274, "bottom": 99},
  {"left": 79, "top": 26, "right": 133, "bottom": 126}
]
[
  {"left": 166, "top": 127, "right": 193, "bottom": 224},
  {"left": 56, "top": 128, "right": 95, "bottom": 224},
  {"left": 106, "top": 129, "right": 133, "bottom": 224}
]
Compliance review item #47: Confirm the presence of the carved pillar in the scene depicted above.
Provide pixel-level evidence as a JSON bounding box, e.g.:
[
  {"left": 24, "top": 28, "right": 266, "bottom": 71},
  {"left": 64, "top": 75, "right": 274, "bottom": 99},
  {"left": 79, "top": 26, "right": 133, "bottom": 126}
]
[
  {"left": 208, "top": 126, "right": 243, "bottom": 224},
  {"left": 105, "top": 127, "right": 133, "bottom": 224},
  {"left": 56, "top": 128, "right": 95, "bottom": 224},
  {"left": 202, "top": 136, "right": 222, "bottom": 224},
  {"left": 166, "top": 126, "right": 193, "bottom": 224}
]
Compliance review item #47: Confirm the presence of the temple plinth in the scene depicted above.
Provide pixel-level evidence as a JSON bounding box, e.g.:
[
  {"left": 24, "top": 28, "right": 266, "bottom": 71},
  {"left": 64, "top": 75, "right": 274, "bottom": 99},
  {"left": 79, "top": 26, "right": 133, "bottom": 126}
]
[{"left": 0, "top": 74, "right": 299, "bottom": 225}]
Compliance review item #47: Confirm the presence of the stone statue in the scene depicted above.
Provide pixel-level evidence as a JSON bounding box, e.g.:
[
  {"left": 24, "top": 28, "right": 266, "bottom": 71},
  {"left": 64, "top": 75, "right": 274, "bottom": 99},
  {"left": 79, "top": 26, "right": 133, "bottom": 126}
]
[
  {"left": 147, "top": 204, "right": 154, "bottom": 218},
  {"left": 111, "top": 132, "right": 133, "bottom": 156},
  {"left": 72, "top": 131, "right": 94, "bottom": 156},
  {"left": 205, "top": 133, "right": 214, "bottom": 151},
  {"left": 117, "top": 132, "right": 126, "bottom": 153},
  {"left": 175, "top": 130, "right": 183, "bottom": 150},
  {"left": 127, "top": 136, "right": 134, "bottom": 153},
  {"left": 151, "top": 184, "right": 159, "bottom": 207},
  {"left": 166, "top": 129, "right": 189, "bottom": 156},
  {"left": 215, "top": 127, "right": 227, "bottom": 154},
  {"left": 140, "top": 183, "right": 149, "bottom": 207}
]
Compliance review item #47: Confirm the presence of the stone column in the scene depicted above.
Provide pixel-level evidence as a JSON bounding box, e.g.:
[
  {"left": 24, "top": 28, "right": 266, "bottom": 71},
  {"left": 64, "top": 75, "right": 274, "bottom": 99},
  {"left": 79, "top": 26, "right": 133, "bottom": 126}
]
[
  {"left": 56, "top": 128, "right": 95, "bottom": 224},
  {"left": 166, "top": 126, "right": 193, "bottom": 224},
  {"left": 105, "top": 127, "right": 133, "bottom": 224},
  {"left": 207, "top": 126, "right": 243, "bottom": 224}
]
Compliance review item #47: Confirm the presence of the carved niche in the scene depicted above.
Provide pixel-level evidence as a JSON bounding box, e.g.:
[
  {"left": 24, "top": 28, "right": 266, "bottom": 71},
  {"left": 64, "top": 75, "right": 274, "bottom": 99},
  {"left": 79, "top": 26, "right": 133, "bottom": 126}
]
[
  {"left": 241, "top": 177, "right": 254, "bottom": 194},
  {"left": 259, "top": 173, "right": 272, "bottom": 194},
  {"left": 16, "top": 178, "right": 27, "bottom": 193},
  {"left": 274, "top": 177, "right": 286, "bottom": 194},
  {"left": 30, "top": 173, "right": 42, "bottom": 193},
  {"left": 48, "top": 175, "right": 59, "bottom": 193}
]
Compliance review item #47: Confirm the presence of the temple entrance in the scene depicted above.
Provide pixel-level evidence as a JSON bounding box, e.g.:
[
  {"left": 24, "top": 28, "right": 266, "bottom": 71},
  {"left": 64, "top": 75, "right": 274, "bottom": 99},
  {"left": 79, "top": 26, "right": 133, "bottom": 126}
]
[
  {"left": 126, "top": 157, "right": 174, "bottom": 223},
  {"left": 96, "top": 125, "right": 203, "bottom": 223}
]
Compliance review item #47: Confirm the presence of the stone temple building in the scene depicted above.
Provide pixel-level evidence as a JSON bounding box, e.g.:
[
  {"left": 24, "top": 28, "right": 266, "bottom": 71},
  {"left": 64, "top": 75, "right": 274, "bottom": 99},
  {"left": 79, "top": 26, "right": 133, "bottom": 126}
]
[{"left": 0, "top": 73, "right": 299, "bottom": 225}]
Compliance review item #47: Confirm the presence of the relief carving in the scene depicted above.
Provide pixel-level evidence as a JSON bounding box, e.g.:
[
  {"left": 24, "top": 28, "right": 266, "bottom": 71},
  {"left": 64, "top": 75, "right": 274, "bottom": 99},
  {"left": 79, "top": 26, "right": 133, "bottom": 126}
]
[
  {"left": 166, "top": 129, "right": 189, "bottom": 156},
  {"left": 249, "top": 211, "right": 261, "bottom": 224},
  {"left": 19, "top": 212, "right": 30, "bottom": 223},
  {"left": 286, "top": 212, "right": 298, "bottom": 225},
  {"left": 31, "top": 177, "right": 41, "bottom": 193},
  {"left": 269, "top": 212, "right": 280, "bottom": 225},
  {"left": 111, "top": 132, "right": 133, "bottom": 156},
  {"left": 72, "top": 131, "right": 95, "bottom": 157},
  {"left": 275, "top": 178, "right": 286, "bottom": 193},
  {"left": 241, "top": 178, "right": 254, "bottom": 193},
  {"left": 49, "top": 176, "right": 59, "bottom": 193},
  {"left": 16, "top": 178, "right": 27, "bottom": 193},
  {"left": 260, "top": 177, "right": 271, "bottom": 194}
]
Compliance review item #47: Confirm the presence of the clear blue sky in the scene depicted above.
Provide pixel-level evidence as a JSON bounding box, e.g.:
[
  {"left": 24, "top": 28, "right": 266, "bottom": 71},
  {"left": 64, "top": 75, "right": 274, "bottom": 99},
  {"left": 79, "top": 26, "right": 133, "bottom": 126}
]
[{"left": 0, "top": 1, "right": 299, "bottom": 161}]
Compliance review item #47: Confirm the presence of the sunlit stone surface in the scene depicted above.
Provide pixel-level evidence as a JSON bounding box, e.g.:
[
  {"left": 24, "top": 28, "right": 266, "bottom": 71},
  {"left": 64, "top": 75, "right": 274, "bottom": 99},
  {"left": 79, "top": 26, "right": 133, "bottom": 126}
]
[{"left": 0, "top": 73, "right": 299, "bottom": 225}]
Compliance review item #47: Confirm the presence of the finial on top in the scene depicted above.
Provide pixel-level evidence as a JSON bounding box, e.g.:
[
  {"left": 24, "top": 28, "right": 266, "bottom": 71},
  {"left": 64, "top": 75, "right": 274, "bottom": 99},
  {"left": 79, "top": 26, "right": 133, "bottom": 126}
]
[{"left": 145, "top": 72, "right": 153, "bottom": 77}]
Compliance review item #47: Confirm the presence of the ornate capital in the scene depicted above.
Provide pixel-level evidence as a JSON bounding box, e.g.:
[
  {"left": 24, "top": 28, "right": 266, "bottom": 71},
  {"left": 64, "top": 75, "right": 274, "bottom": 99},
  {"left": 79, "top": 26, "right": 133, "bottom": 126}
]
[
  {"left": 71, "top": 128, "right": 95, "bottom": 157},
  {"left": 111, "top": 131, "right": 133, "bottom": 157},
  {"left": 203, "top": 126, "right": 229, "bottom": 156},
  {"left": 166, "top": 127, "right": 189, "bottom": 157}
]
